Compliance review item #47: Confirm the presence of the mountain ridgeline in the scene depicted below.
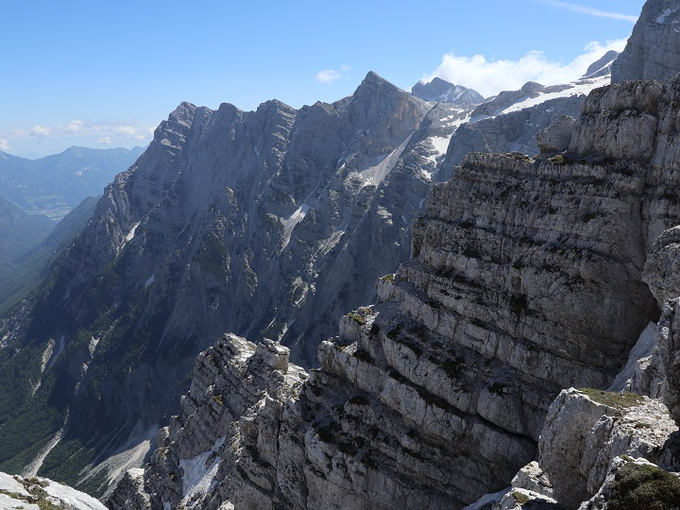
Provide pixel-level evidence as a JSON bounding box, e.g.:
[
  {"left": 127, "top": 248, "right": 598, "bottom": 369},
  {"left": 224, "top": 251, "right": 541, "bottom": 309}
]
[
  {"left": 0, "top": 20, "right": 664, "bottom": 505},
  {"left": 108, "top": 2, "right": 680, "bottom": 506}
]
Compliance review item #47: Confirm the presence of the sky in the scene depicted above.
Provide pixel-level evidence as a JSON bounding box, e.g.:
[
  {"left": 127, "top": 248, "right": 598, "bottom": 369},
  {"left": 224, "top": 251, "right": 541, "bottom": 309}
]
[{"left": 0, "top": 0, "right": 646, "bottom": 158}]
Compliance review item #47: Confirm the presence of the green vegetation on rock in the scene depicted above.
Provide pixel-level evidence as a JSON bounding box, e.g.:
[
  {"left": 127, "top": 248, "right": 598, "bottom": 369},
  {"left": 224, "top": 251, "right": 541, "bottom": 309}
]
[
  {"left": 578, "top": 389, "right": 644, "bottom": 409},
  {"left": 609, "top": 462, "right": 680, "bottom": 510}
]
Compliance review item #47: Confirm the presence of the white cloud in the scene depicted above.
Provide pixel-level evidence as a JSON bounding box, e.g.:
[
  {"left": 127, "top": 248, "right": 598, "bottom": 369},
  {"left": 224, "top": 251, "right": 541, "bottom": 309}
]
[
  {"left": 341, "top": 64, "right": 352, "bottom": 72},
  {"left": 0, "top": 138, "right": 9, "bottom": 151},
  {"left": 63, "top": 120, "right": 85, "bottom": 133},
  {"left": 424, "top": 39, "right": 627, "bottom": 98},
  {"left": 30, "top": 125, "right": 51, "bottom": 138},
  {"left": 316, "top": 69, "right": 342, "bottom": 84},
  {"left": 4, "top": 119, "right": 155, "bottom": 145},
  {"left": 538, "top": 0, "right": 639, "bottom": 22}
]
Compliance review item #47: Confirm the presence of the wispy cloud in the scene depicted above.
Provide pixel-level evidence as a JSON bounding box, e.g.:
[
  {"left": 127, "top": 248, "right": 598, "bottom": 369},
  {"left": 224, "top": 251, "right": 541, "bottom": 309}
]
[
  {"left": 30, "top": 125, "right": 51, "bottom": 138},
  {"left": 316, "top": 69, "right": 342, "bottom": 84},
  {"left": 315, "top": 64, "right": 352, "bottom": 84},
  {"left": 0, "top": 138, "right": 9, "bottom": 151},
  {"left": 538, "top": 0, "right": 638, "bottom": 22},
  {"left": 424, "top": 39, "right": 627, "bottom": 98},
  {"left": 5, "top": 119, "right": 154, "bottom": 144}
]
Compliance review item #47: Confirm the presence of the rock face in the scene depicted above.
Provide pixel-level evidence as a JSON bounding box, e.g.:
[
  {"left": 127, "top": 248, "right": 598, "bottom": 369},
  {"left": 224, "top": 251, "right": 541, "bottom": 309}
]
[
  {"left": 0, "top": 71, "right": 474, "bottom": 491},
  {"left": 110, "top": 75, "right": 680, "bottom": 509},
  {"left": 411, "top": 77, "right": 485, "bottom": 105},
  {"left": 612, "top": 0, "right": 680, "bottom": 83},
  {"left": 443, "top": 75, "right": 608, "bottom": 166}
]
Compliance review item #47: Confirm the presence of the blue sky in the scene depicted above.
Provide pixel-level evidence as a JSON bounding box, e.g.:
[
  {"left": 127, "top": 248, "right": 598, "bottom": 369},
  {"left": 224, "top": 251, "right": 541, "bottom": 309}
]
[{"left": 1, "top": 0, "right": 645, "bottom": 157}]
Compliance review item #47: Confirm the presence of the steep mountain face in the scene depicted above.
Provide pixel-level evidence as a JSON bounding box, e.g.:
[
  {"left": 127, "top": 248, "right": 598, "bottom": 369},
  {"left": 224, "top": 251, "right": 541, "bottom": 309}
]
[
  {"left": 0, "top": 72, "right": 476, "bottom": 493},
  {"left": 109, "top": 74, "right": 680, "bottom": 509},
  {"left": 0, "top": 146, "right": 143, "bottom": 220},
  {"left": 411, "top": 77, "right": 485, "bottom": 105},
  {"left": 612, "top": 0, "right": 680, "bottom": 83}
]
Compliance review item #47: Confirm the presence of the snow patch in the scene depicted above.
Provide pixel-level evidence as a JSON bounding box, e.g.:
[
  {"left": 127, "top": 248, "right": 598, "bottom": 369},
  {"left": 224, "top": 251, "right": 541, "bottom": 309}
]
[
  {"left": 608, "top": 321, "right": 658, "bottom": 392},
  {"left": 125, "top": 222, "right": 141, "bottom": 242},
  {"left": 145, "top": 274, "right": 155, "bottom": 288},
  {"left": 499, "top": 75, "right": 609, "bottom": 115},
  {"left": 358, "top": 134, "right": 413, "bottom": 186},
  {"left": 463, "top": 488, "right": 510, "bottom": 510},
  {"left": 180, "top": 436, "right": 226, "bottom": 505},
  {"left": 280, "top": 203, "right": 310, "bottom": 250}
]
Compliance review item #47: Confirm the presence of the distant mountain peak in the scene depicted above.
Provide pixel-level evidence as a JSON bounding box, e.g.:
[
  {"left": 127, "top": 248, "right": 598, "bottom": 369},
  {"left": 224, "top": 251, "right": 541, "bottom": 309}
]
[
  {"left": 582, "top": 50, "right": 620, "bottom": 79},
  {"left": 411, "top": 77, "right": 484, "bottom": 105},
  {"left": 355, "top": 71, "right": 402, "bottom": 96}
]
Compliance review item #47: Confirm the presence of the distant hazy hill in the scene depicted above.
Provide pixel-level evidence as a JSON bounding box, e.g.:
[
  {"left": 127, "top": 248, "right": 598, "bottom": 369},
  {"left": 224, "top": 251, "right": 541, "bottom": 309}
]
[
  {"left": 0, "top": 196, "right": 54, "bottom": 263},
  {"left": 0, "top": 146, "right": 143, "bottom": 221},
  {"left": 0, "top": 196, "right": 98, "bottom": 312}
]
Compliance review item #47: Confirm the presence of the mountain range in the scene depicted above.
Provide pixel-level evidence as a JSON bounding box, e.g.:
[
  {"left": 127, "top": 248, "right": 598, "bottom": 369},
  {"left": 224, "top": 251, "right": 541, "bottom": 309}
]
[{"left": 2, "top": 1, "right": 680, "bottom": 507}]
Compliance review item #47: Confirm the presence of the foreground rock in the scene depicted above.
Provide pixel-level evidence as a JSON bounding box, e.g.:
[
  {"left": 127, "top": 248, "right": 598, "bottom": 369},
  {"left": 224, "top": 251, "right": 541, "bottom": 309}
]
[{"left": 0, "top": 471, "right": 106, "bottom": 510}]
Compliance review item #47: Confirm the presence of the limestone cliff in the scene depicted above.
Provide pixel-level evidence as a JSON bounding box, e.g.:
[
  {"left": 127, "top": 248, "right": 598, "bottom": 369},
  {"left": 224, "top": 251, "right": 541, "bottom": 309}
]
[
  {"left": 109, "top": 74, "right": 680, "bottom": 509},
  {"left": 612, "top": 0, "right": 680, "bottom": 83}
]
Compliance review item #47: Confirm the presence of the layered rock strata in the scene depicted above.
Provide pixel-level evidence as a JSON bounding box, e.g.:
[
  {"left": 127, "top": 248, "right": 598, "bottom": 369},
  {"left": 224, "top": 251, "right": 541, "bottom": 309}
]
[{"left": 111, "top": 76, "right": 680, "bottom": 509}]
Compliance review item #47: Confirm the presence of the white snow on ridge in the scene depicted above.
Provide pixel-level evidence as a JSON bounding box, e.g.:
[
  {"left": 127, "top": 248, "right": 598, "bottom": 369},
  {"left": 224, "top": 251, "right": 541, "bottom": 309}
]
[
  {"left": 125, "top": 222, "right": 141, "bottom": 242},
  {"left": 180, "top": 436, "right": 226, "bottom": 506},
  {"left": 499, "top": 75, "right": 609, "bottom": 116},
  {"left": 358, "top": 133, "right": 413, "bottom": 187}
]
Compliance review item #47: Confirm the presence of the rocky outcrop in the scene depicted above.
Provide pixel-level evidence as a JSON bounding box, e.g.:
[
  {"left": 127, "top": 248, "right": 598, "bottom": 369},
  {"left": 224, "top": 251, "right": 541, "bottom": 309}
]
[
  {"left": 411, "top": 77, "right": 485, "bottom": 105},
  {"left": 0, "top": 471, "right": 106, "bottom": 510},
  {"left": 612, "top": 0, "right": 680, "bottom": 83},
  {"left": 536, "top": 115, "right": 576, "bottom": 153},
  {"left": 110, "top": 74, "right": 680, "bottom": 509}
]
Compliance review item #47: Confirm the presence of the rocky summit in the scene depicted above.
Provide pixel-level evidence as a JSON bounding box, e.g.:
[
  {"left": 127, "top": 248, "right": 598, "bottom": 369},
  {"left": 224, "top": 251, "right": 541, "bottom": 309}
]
[
  {"left": 109, "top": 67, "right": 680, "bottom": 509},
  {"left": 411, "top": 77, "right": 485, "bottom": 105}
]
